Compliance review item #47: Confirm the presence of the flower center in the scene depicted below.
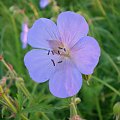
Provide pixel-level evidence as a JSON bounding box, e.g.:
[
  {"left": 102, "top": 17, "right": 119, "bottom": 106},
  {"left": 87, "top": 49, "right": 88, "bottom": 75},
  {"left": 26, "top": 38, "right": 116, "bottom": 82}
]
[
  {"left": 47, "top": 40, "right": 71, "bottom": 66},
  {"left": 48, "top": 40, "right": 70, "bottom": 58},
  {"left": 55, "top": 46, "right": 70, "bottom": 57}
]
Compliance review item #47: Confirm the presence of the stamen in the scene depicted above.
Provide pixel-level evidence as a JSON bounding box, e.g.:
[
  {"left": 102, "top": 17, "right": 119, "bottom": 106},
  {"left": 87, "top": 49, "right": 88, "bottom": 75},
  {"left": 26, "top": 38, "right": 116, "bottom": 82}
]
[
  {"left": 58, "top": 61, "right": 62, "bottom": 63},
  {"left": 63, "top": 48, "right": 66, "bottom": 52},
  {"left": 58, "top": 47, "right": 63, "bottom": 49},
  {"left": 47, "top": 50, "right": 50, "bottom": 55},
  {"left": 58, "top": 50, "right": 60, "bottom": 55},
  {"left": 51, "top": 59, "right": 55, "bottom": 66},
  {"left": 51, "top": 50, "right": 54, "bottom": 55}
]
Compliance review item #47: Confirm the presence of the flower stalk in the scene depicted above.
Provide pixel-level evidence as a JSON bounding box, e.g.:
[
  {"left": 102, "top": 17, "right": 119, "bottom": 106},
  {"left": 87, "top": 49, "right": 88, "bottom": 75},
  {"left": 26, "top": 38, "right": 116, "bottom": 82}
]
[
  {"left": 0, "top": 57, "right": 30, "bottom": 119},
  {"left": 16, "top": 77, "right": 31, "bottom": 99},
  {"left": 0, "top": 85, "right": 17, "bottom": 113},
  {"left": 0, "top": 85, "right": 29, "bottom": 120},
  {"left": 70, "top": 96, "right": 81, "bottom": 120},
  {"left": 1, "top": 59, "right": 14, "bottom": 76},
  {"left": 1, "top": 58, "right": 31, "bottom": 99}
]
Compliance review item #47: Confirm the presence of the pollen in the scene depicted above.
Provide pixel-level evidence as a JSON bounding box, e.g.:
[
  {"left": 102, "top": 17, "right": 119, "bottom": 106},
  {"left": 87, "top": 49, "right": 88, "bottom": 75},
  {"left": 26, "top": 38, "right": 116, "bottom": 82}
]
[{"left": 58, "top": 47, "right": 70, "bottom": 57}]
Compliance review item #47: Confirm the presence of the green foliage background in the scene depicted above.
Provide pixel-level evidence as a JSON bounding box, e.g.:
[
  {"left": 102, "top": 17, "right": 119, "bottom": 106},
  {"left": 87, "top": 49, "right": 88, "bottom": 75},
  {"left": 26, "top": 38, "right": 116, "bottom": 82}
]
[{"left": 0, "top": 0, "right": 120, "bottom": 120}]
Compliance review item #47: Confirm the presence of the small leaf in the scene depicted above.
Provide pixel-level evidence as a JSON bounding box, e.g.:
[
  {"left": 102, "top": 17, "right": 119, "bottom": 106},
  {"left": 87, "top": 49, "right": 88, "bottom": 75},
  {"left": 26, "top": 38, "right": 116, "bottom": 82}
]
[{"left": 22, "top": 104, "right": 53, "bottom": 113}]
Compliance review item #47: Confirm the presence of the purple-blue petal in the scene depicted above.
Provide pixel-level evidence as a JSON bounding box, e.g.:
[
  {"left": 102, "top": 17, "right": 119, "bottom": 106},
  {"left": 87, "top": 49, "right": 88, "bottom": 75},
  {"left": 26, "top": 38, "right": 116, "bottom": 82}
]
[
  {"left": 24, "top": 49, "right": 60, "bottom": 83},
  {"left": 22, "top": 23, "right": 29, "bottom": 32},
  {"left": 49, "top": 59, "right": 82, "bottom": 98},
  {"left": 40, "top": 0, "right": 50, "bottom": 9},
  {"left": 20, "top": 32, "right": 28, "bottom": 49},
  {"left": 20, "top": 22, "right": 29, "bottom": 49},
  {"left": 57, "top": 11, "right": 89, "bottom": 48},
  {"left": 28, "top": 18, "right": 60, "bottom": 49},
  {"left": 71, "top": 36, "right": 100, "bottom": 75}
]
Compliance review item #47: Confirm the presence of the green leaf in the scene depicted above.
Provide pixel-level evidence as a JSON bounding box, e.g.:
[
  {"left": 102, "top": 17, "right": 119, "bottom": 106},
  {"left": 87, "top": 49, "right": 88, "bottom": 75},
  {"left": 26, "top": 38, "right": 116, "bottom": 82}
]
[{"left": 22, "top": 104, "right": 53, "bottom": 113}]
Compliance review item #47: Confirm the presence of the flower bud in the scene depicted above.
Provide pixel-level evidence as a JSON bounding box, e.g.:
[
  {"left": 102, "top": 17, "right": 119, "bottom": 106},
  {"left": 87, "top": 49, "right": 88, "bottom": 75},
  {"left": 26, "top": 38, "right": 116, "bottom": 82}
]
[
  {"left": 75, "top": 97, "right": 81, "bottom": 104},
  {"left": 70, "top": 115, "right": 83, "bottom": 120},
  {"left": 7, "top": 63, "right": 13, "bottom": 71},
  {"left": 0, "top": 92, "right": 2, "bottom": 96},
  {"left": 82, "top": 74, "right": 91, "bottom": 81},
  {"left": 113, "top": 102, "right": 120, "bottom": 115},
  {"left": 0, "top": 55, "right": 3, "bottom": 61},
  {"left": 0, "top": 77, "right": 7, "bottom": 86}
]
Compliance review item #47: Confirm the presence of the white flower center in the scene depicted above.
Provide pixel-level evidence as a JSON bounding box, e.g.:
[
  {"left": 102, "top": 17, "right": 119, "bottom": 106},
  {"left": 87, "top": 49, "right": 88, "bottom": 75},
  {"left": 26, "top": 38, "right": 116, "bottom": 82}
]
[{"left": 47, "top": 40, "right": 71, "bottom": 66}]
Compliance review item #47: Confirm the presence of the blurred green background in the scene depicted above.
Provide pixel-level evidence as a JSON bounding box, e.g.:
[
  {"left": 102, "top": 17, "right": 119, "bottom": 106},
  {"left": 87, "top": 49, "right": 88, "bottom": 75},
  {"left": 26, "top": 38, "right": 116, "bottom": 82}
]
[{"left": 0, "top": 0, "right": 120, "bottom": 120}]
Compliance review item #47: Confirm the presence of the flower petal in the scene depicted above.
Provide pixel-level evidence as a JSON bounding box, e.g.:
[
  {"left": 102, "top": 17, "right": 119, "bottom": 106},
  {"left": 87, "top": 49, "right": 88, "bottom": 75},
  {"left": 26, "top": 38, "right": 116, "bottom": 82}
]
[
  {"left": 71, "top": 36, "right": 100, "bottom": 75},
  {"left": 20, "top": 32, "right": 28, "bottom": 49},
  {"left": 24, "top": 49, "right": 59, "bottom": 83},
  {"left": 22, "top": 22, "right": 29, "bottom": 33},
  {"left": 28, "top": 18, "right": 60, "bottom": 49},
  {"left": 40, "top": 0, "right": 50, "bottom": 9},
  {"left": 20, "top": 22, "right": 29, "bottom": 49},
  {"left": 57, "top": 11, "right": 89, "bottom": 48},
  {"left": 49, "top": 59, "right": 82, "bottom": 98}
]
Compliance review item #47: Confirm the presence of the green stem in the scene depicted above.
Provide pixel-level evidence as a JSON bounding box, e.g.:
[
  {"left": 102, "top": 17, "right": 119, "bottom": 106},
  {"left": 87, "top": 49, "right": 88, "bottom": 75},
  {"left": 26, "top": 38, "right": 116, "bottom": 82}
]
[
  {"left": 0, "top": 85, "right": 29, "bottom": 120},
  {"left": 116, "top": 115, "right": 120, "bottom": 120},
  {"left": 96, "top": 97, "right": 103, "bottom": 120},
  {"left": 70, "top": 96, "right": 78, "bottom": 118},
  {"left": 28, "top": 2, "right": 39, "bottom": 19},
  {"left": 0, "top": 85, "right": 17, "bottom": 113},
  {"left": 21, "top": 114, "right": 29, "bottom": 120},
  {"left": 1, "top": 59, "right": 14, "bottom": 76},
  {"left": 96, "top": 0, "right": 106, "bottom": 16},
  {"left": 1, "top": 58, "right": 31, "bottom": 99},
  {"left": 92, "top": 76, "right": 120, "bottom": 96},
  {"left": 16, "top": 78, "right": 31, "bottom": 99},
  {"left": 41, "top": 112, "right": 49, "bottom": 120}
]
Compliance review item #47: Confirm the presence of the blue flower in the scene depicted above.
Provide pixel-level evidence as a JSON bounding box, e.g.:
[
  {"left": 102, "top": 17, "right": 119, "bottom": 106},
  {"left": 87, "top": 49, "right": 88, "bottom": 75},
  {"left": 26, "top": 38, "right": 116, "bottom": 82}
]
[{"left": 24, "top": 11, "right": 100, "bottom": 98}]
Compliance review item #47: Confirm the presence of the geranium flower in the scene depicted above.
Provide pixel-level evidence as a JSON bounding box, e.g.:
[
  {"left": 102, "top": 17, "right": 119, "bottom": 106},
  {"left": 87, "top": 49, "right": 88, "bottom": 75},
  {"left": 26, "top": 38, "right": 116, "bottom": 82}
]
[
  {"left": 24, "top": 11, "right": 100, "bottom": 98},
  {"left": 20, "top": 22, "right": 29, "bottom": 49},
  {"left": 39, "top": 0, "right": 50, "bottom": 9}
]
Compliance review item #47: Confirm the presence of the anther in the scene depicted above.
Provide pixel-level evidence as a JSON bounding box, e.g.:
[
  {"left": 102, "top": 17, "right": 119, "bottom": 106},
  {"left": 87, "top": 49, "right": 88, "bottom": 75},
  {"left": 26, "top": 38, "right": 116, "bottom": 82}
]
[
  {"left": 51, "top": 59, "right": 55, "bottom": 66},
  {"left": 51, "top": 50, "right": 54, "bottom": 55},
  {"left": 58, "top": 50, "right": 60, "bottom": 55},
  {"left": 47, "top": 50, "right": 50, "bottom": 55},
  {"left": 58, "top": 47, "right": 63, "bottom": 49},
  {"left": 58, "top": 61, "right": 62, "bottom": 63},
  {"left": 63, "top": 48, "right": 66, "bottom": 52}
]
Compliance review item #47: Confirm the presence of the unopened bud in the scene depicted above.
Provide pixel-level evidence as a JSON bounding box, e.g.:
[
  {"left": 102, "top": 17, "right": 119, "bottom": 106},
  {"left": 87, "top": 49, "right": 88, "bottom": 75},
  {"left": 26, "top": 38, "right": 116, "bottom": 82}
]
[
  {"left": 7, "top": 63, "right": 13, "bottom": 71},
  {"left": 70, "top": 115, "right": 84, "bottom": 120},
  {"left": 0, "top": 92, "right": 2, "bottom": 96},
  {"left": 75, "top": 98, "right": 81, "bottom": 104},
  {"left": 0, "top": 55, "right": 3, "bottom": 61},
  {"left": 82, "top": 74, "right": 91, "bottom": 81},
  {"left": 0, "top": 77, "right": 7, "bottom": 86},
  {"left": 113, "top": 102, "right": 120, "bottom": 115}
]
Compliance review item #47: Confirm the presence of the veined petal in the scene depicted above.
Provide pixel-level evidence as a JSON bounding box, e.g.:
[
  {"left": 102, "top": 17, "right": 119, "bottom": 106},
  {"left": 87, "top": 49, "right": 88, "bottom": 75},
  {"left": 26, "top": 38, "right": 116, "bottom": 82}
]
[
  {"left": 24, "top": 49, "right": 59, "bottom": 83},
  {"left": 49, "top": 59, "right": 82, "bottom": 98},
  {"left": 28, "top": 18, "right": 60, "bottom": 49},
  {"left": 71, "top": 36, "right": 100, "bottom": 75},
  {"left": 57, "top": 11, "right": 89, "bottom": 48}
]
